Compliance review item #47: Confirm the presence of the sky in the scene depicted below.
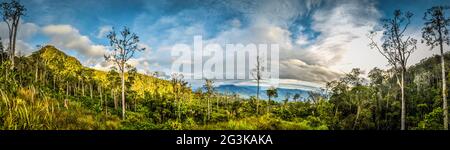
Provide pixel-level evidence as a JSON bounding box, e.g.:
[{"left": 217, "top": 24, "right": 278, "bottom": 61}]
[{"left": 1, "top": 0, "right": 449, "bottom": 90}]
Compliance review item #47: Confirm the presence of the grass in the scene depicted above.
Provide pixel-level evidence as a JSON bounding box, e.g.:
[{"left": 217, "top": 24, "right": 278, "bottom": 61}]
[
  {"left": 192, "top": 114, "right": 328, "bottom": 130},
  {"left": 0, "top": 87, "right": 121, "bottom": 130}
]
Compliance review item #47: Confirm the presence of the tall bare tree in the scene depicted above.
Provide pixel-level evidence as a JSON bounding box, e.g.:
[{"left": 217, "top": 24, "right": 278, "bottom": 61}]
[
  {"left": 105, "top": 26, "right": 145, "bottom": 119},
  {"left": 422, "top": 6, "right": 450, "bottom": 130},
  {"left": 1, "top": 0, "right": 25, "bottom": 68},
  {"left": 368, "top": 10, "right": 417, "bottom": 130},
  {"left": 252, "top": 54, "right": 264, "bottom": 114}
]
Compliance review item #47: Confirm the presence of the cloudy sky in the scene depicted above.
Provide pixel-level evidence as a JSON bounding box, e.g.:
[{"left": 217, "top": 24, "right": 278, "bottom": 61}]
[{"left": 1, "top": 0, "right": 449, "bottom": 90}]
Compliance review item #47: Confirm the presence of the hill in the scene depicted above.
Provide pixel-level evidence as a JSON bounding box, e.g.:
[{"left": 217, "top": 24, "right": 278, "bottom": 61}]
[{"left": 215, "top": 84, "right": 313, "bottom": 101}]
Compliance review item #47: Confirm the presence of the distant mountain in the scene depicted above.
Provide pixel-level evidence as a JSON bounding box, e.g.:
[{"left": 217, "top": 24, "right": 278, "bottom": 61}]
[{"left": 215, "top": 84, "right": 314, "bottom": 102}]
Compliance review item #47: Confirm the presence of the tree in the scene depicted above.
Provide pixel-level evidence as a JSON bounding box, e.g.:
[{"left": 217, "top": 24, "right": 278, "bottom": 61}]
[
  {"left": 203, "top": 79, "right": 215, "bottom": 121},
  {"left": 126, "top": 66, "right": 138, "bottom": 111},
  {"left": 368, "top": 10, "right": 417, "bottom": 130},
  {"left": 107, "top": 67, "right": 121, "bottom": 110},
  {"left": 368, "top": 67, "right": 387, "bottom": 129},
  {"left": 293, "top": 93, "right": 301, "bottom": 102},
  {"left": 171, "top": 73, "right": 187, "bottom": 121},
  {"left": 105, "top": 26, "right": 145, "bottom": 119},
  {"left": 0, "top": 37, "right": 4, "bottom": 62},
  {"left": 1, "top": 0, "right": 26, "bottom": 68},
  {"left": 266, "top": 86, "right": 278, "bottom": 113},
  {"left": 422, "top": 6, "right": 450, "bottom": 130},
  {"left": 343, "top": 68, "right": 370, "bottom": 129},
  {"left": 284, "top": 92, "right": 291, "bottom": 105},
  {"left": 251, "top": 54, "right": 264, "bottom": 114}
]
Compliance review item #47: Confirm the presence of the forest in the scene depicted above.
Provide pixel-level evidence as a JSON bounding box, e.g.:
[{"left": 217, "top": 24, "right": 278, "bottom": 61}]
[{"left": 0, "top": 0, "right": 450, "bottom": 130}]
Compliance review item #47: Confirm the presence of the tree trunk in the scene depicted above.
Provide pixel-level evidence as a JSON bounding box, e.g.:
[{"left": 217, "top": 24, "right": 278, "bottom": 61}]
[
  {"left": 6, "top": 21, "right": 12, "bottom": 66},
  {"left": 256, "top": 80, "right": 260, "bottom": 114},
  {"left": 177, "top": 95, "right": 181, "bottom": 121},
  {"left": 90, "top": 84, "right": 93, "bottom": 99},
  {"left": 82, "top": 80, "right": 85, "bottom": 96},
  {"left": 113, "top": 89, "right": 118, "bottom": 110},
  {"left": 53, "top": 76, "right": 56, "bottom": 90},
  {"left": 35, "top": 62, "right": 38, "bottom": 82},
  {"left": 440, "top": 41, "right": 448, "bottom": 130},
  {"left": 100, "top": 86, "right": 103, "bottom": 110},
  {"left": 121, "top": 71, "right": 126, "bottom": 119},
  {"left": 9, "top": 25, "right": 15, "bottom": 69},
  {"left": 104, "top": 90, "right": 107, "bottom": 115},
  {"left": 10, "top": 16, "right": 20, "bottom": 69},
  {"left": 400, "top": 70, "right": 406, "bottom": 130},
  {"left": 73, "top": 84, "right": 76, "bottom": 96},
  {"left": 207, "top": 97, "right": 210, "bottom": 121},
  {"left": 66, "top": 81, "right": 69, "bottom": 98},
  {"left": 334, "top": 106, "right": 339, "bottom": 118},
  {"left": 377, "top": 90, "right": 383, "bottom": 130},
  {"left": 353, "top": 105, "right": 361, "bottom": 130}
]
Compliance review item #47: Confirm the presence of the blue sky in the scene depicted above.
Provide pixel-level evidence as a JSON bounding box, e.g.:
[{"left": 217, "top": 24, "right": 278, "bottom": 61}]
[{"left": 1, "top": 0, "right": 449, "bottom": 90}]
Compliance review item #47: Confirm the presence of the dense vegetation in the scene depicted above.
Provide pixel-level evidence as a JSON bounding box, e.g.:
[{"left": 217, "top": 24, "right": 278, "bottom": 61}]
[
  {"left": 0, "top": 45, "right": 448, "bottom": 130},
  {"left": 0, "top": 45, "right": 330, "bottom": 130}
]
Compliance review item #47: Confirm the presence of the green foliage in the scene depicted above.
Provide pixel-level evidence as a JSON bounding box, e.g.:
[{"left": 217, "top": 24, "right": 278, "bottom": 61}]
[
  {"left": 416, "top": 108, "right": 443, "bottom": 130},
  {"left": 0, "top": 44, "right": 449, "bottom": 130},
  {"left": 0, "top": 87, "right": 120, "bottom": 130},
  {"left": 195, "top": 114, "right": 327, "bottom": 130}
]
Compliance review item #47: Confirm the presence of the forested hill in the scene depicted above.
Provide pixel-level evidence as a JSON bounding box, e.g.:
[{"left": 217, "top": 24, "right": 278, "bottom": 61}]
[
  {"left": 30, "top": 45, "right": 178, "bottom": 99},
  {"left": 408, "top": 52, "right": 450, "bottom": 83},
  {"left": 0, "top": 45, "right": 193, "bottom": 129}
]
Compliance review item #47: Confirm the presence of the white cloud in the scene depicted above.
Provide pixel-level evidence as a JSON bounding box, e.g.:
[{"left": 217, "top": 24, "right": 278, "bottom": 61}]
[
  {"left": 0, "top": 21, "right": 40, "bottom": 56},
  {"left": 42, "top": 24, "right": 107, "bottom": 59},
  {"left": 0, "top": 22, "right": 39, "bottom": 40},
  {"left": 92, "top": 61, "right": 114, "bottom": 72},
  {"left": 15, "top": 40, "right": 35, "bottom": 56},
  {"left": 128, "top": 0, "right": 440, "bottom": 87},
  {"left": 96, "top": 25, "right": 112, "bottom": 38},
  {"left": 295, "top": 35, "right": 309, "bottom": 46},
  {"left": 280, "top": 59, "right": 342, "bottom": 84},
  {"left": 201, "top": 0, "right": 387, "bottom": 84},
  {"left": 190, "top": 0, "right": 339, "bottom": 84},
  {"left": 295, "top": 1, "right": 380, "bottom": 66},
  {"left": 231, "top": 78, "right": 324, "bottom": 91}
]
